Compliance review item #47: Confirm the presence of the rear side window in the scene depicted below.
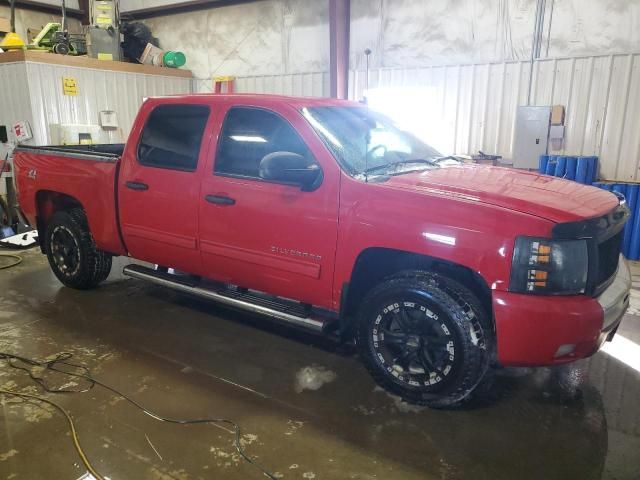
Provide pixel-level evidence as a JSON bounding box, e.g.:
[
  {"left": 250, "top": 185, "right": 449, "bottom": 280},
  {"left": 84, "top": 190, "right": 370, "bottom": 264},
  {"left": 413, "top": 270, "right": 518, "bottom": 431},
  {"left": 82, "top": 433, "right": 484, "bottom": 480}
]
[
  {"left": 137, "top": 104, "right": 209, "bottom": 171},
  {"left": 215, "top": 107, "right": 313, "bottom": 178}
]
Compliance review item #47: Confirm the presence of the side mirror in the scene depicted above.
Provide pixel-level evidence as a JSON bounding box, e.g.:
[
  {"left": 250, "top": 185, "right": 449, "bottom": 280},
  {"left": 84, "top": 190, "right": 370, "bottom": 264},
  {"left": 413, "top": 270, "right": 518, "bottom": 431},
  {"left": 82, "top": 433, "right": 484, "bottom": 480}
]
[{"left": 259, "top": 151, "right": 323, "bottom": 191}]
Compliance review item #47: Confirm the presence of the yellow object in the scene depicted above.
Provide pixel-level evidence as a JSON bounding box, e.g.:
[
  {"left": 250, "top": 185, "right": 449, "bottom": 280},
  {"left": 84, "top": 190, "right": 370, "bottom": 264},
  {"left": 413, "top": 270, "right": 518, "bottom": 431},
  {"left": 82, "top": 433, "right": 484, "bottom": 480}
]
[
  {"left": 0, "top": 31, "right": 26, "bottom": 49},
  {"left": 0, "top": 254, "right": 22, "bottom": 269},
  {"left": 97, "top": 53, "right": 113, "bottom": 61},
  {"left": 0, "top": 388, "right": 106, "bottom": 480},
  {"left": 96, "top": 15, "right": 112, "bottom": 25},
  {"left": 63, "top": 77, "right": 78, "bottom": 96},
  {"left": 214, "top": 76, "right": 236, "bottom": 82}
]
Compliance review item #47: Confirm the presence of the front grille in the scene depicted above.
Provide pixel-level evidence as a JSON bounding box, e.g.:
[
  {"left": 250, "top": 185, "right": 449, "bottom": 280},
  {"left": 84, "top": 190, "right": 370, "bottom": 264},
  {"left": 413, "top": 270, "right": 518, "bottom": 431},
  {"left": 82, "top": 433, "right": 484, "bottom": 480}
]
[
  {"left": 552, "top": 203, "right": 629, "bottom": 295},
  {"left": 596, "top": 230, "right": 622, "bottom": 287}
]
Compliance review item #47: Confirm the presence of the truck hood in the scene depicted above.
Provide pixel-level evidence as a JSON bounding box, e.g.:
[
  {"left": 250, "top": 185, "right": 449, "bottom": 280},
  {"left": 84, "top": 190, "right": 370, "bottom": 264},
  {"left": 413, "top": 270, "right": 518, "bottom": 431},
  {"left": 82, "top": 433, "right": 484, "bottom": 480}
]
[{"left": 382, "top": 165, "right": 618, "bottom": 223}]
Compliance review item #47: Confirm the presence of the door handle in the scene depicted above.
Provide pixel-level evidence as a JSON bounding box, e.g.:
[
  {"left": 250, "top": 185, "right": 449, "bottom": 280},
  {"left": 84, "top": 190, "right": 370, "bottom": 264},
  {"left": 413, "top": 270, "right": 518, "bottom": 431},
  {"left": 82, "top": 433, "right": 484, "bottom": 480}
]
[
  {"left": 125, "top": 181, "right": 149, "bottom": 191},
  {"left": 205, "top": 194, "right": 236, "bottom": 206}
]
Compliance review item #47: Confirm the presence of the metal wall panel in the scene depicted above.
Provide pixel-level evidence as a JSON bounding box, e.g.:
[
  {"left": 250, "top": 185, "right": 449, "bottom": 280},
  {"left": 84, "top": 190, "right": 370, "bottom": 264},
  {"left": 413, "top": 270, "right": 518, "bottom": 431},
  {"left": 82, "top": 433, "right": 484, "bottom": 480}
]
[
  {"left": 229, "top": 72, "right": 330, "bottom": 98},
  {"left": 0, "top": 60, "right": 192, "bottom": 146},
  {"left": 24, "top": 62, "right": 192, "bottom": 145},
  {"left": 0, "top": 63, "right": 35, "bottom": 141},
  {"left": 348, "top": 53, "right": 640, "bottom": 181}
]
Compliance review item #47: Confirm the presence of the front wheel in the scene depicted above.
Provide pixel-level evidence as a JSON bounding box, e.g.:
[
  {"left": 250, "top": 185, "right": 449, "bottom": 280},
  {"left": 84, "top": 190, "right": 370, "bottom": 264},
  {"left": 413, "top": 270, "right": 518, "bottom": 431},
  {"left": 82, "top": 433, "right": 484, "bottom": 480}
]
[
  {"left": 357, "top": 271, "right": 491, "bottom": 408},
  {"left": 46, "top": 208, "right": 112, "bottom": 289}
]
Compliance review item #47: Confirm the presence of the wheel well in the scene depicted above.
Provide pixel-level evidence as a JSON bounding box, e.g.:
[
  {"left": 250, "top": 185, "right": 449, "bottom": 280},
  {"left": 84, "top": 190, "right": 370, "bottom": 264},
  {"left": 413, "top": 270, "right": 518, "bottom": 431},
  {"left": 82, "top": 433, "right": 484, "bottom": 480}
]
[
  {"left": 342, "top": 248, "right": 494, "bottom": 335},
  {"left": 35, "top": 191, "right": 83, "bottom": 253}
]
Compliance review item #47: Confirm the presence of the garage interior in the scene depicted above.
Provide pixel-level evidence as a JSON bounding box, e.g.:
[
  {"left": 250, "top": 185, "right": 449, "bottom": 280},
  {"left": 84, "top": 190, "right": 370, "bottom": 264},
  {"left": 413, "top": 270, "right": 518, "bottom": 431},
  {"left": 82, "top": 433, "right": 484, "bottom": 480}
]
[{"left": 1, "top": 1, "right": 640, "bottom": 479}]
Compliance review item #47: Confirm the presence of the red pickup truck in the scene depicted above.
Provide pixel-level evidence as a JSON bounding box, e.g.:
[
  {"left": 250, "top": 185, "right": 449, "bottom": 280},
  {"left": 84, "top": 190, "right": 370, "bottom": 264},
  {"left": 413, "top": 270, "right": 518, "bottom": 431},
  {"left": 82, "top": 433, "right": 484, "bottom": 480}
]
[{"left": 13, "top": 94, "right": 631, "bottom": 407}]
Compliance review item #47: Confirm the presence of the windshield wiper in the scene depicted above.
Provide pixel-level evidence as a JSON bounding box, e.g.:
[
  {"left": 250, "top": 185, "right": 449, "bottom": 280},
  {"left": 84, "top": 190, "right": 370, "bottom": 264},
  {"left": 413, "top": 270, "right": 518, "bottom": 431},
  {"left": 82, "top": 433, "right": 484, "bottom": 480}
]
[{"left": 363, "top": 158, "right": 438, "bottom": 175}]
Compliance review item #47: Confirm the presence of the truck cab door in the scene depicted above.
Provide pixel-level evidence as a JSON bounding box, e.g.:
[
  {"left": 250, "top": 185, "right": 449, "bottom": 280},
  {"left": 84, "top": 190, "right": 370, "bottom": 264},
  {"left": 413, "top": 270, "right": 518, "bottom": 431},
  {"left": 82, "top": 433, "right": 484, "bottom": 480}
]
[
  {"left": 118, "top": 102, "right": 211, "bottom": 274},
  {"left": 199, "top": 104, "right": 340, "bottom": 309}
]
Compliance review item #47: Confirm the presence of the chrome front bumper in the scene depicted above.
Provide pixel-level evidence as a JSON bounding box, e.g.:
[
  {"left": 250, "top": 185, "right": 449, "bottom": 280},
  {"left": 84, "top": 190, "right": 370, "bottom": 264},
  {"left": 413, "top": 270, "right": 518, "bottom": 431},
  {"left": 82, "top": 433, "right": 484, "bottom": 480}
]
[{"left": 597, "top": 255, "right": 631, "bottom": 332}]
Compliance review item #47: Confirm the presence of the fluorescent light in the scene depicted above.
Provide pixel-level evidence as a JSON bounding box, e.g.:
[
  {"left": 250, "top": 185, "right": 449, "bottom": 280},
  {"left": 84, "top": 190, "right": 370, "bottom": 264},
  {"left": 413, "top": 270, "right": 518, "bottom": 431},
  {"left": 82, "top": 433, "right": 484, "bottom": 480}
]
[
  {"left": 602, "top": 334, "right": 640, "bottom": 373},
  {"left": 230, "top": 135, "right": 267, "bottom": 143}
]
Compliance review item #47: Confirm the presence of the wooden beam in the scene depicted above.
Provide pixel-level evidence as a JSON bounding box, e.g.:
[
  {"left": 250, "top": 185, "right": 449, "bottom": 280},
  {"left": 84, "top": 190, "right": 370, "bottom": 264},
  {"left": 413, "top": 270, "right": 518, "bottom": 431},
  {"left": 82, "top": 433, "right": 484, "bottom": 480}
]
[
  {"left": 122, "top": 0, "right": 265, "bottom": 20},
  {"left": 12, "top": 1, "right": 84, "bottom": 20},
  {"left": 0, "top": 50, "right": 193, "bottom": 79}
]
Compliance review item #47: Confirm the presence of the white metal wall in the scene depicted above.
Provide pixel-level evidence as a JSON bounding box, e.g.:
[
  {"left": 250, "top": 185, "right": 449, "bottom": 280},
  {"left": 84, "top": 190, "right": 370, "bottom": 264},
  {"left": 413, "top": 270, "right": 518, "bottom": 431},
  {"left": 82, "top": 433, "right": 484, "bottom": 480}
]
[
  {"left": 0, "top": 63, "right": 36, "bottom": 140},
  {"left": 229, "top": 53, "right": 640, "bottom": 181},
  {"left": 349, "top": 53, "right": 640, "bottom": 182},
  {"left": 24, "top": 63, "right": 192, "bottom": 145},
  {"left": 0, "top": 60, "right": 192, "bottom": 146},
  {"left": 227, "top": 72, "right": 330, "bottom": 98}
]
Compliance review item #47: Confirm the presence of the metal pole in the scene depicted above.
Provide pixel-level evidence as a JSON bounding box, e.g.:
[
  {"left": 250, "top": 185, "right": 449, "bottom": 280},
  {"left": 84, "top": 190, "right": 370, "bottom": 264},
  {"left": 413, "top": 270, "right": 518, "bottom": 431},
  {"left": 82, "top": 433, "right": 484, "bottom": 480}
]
[
  {"left": 527, "top": 0, "right": 545, "bottom": 105},
  {"left": 61, "top": 0, "right": 67, "bottom": 31},
  {"left": 365, "top": 48, "right": 371, "bottom": 94},
  {"left": 9, "top": 0, "right": 16, "bottom": 33},
  {"left": 329, "top": 0, "right": 350, "bottom": 99},
  {"left": 545, "top": 0, "right": 555, "bottom": 57}
]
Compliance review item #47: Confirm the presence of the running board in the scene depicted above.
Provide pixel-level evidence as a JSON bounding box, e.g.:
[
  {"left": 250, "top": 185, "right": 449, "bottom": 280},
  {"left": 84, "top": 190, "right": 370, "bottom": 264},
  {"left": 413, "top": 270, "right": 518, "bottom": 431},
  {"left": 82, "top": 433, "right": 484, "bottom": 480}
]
[{"left": 122, "top": 264, "right": 335, "bottom": 333}]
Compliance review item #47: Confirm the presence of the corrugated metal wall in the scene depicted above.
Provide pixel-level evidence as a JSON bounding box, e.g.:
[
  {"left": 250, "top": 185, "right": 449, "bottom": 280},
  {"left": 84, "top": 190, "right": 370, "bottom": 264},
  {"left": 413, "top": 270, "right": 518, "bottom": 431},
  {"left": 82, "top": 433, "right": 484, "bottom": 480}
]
[
  {"left": 236, "top": 72, "right": 330, "bottom": 97},
  {"left": 349, "top": 53, "right": 640, "bottom": 181},
  {"left": 0, "top": 60, "right": 192, "bottom": 146},
  {"left": 0, "top": 63, "right": 36, "bottom": 139},
  {"left": 233, "top": 52, "right": 640, "bottom": 182}
]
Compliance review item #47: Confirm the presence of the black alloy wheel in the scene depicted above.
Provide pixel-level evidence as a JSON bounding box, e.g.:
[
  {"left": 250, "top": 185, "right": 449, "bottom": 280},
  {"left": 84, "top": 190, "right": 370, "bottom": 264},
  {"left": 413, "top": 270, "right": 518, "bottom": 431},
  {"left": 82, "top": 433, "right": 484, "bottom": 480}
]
[
  {"left": 357, "top": 271, "right": 491, "bottom": 407},
  {"left": 45, "top": 208, "right": 112, "bottom": 289}
]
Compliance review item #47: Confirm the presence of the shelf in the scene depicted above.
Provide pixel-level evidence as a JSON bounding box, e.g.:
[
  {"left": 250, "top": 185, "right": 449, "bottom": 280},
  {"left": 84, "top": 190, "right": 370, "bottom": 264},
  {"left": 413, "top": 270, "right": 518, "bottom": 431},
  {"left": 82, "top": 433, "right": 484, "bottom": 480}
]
[{"left": 0, "top": 50, "right": 193, "bottom": 78}]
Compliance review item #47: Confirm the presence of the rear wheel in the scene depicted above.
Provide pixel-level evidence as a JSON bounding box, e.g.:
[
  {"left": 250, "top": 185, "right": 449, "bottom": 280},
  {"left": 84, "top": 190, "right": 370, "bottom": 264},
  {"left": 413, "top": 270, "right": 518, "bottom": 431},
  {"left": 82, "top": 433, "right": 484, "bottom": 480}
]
[
  {"left": 46, "top": 208, "right": 112, "bottom": 289},
  {"left": 357, "top": 271, "right": 491, "bottom": 408}
]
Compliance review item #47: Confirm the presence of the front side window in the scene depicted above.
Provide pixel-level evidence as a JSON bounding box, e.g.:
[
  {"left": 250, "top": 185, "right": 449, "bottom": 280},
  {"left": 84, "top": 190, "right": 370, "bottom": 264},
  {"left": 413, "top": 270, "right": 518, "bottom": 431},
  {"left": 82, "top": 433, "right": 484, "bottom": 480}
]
[
  {"left": 137, "top": 104, "right": 209, "bottom": 171},
  {"left": 215, "top": 107, "right": 315, "bottom": 178},
  {"left": 301, "top": 106, "right": 442, "bottom": 177}
]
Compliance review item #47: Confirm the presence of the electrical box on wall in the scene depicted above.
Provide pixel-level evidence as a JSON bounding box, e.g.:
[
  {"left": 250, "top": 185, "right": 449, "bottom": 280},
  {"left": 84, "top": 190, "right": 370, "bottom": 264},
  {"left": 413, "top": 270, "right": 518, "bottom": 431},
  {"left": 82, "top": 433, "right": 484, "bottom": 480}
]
[
  {"left": 99, "top": 110, "right": 118, "bottom": 129},
  {"left": 512, "top": 106, "right": 551, "bottom": 170}
]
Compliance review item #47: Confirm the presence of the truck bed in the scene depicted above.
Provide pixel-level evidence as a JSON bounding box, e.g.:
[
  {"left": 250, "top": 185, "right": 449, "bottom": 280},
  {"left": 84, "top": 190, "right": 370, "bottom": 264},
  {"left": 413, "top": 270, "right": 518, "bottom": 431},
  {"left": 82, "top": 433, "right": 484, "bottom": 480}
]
[
  {"left": 15, "top": 144, "right": 125, "bottom": 159},
  {"left": 13, "top": 144, "right": 127, "bottom": 255}
]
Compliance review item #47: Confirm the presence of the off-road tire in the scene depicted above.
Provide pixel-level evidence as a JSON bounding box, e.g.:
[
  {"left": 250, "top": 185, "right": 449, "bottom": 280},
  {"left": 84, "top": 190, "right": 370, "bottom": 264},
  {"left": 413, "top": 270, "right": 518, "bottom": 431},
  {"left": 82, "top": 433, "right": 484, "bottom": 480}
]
[
  {"left": 45, "top": 208, "right": 112, "bottom": 289},
  {"left": 356, "top": 270, "right": 491, "bottom": 408}
]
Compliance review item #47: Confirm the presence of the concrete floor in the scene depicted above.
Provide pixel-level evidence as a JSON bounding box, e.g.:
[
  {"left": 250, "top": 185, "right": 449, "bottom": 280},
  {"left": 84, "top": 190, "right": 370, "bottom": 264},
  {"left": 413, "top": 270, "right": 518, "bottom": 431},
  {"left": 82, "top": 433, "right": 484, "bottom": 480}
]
[{"left": 1, "top": 249, "right": 639, "bottom": 480}]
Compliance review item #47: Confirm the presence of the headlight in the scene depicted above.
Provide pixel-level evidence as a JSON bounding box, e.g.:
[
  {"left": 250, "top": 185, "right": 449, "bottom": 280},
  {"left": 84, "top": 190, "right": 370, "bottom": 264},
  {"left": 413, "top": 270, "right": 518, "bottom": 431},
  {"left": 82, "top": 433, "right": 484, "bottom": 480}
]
[{"left": 509, "top": 237, "right": 588, "bottom": 295}]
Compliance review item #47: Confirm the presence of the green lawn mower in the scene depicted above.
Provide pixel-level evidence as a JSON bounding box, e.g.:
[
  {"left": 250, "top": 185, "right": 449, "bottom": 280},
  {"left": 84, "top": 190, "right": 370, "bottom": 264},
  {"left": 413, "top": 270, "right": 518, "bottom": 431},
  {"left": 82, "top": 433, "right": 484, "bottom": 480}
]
[{"left": 30, "top": 22, "right": 86, "bottom": 55}]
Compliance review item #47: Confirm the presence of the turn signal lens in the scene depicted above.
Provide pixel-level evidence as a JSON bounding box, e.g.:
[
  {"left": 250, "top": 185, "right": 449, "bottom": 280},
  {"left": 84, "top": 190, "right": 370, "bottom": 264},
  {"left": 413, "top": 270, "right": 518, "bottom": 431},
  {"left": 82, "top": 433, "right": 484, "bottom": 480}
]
[{"left": 510, "top": 237, "right": 588, "bottom": 295}]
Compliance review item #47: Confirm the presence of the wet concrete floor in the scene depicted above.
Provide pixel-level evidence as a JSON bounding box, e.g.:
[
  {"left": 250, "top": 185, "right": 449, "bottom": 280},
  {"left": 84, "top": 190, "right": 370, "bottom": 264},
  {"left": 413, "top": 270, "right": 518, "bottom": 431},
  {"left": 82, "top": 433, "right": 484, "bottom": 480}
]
[{"left": 0, "top": 249, "right": 639, "bottom": 480}]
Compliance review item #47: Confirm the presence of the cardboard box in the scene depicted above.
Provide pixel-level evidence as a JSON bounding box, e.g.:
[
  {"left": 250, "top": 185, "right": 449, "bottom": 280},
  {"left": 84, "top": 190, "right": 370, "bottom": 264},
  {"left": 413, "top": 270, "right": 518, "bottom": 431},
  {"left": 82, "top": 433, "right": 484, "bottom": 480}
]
[
  {"left": 0, "top": 18, "right": 11, "bottom": 34},
  {"left": 551, "top": 105, "right": 565, "bottom": 125}
]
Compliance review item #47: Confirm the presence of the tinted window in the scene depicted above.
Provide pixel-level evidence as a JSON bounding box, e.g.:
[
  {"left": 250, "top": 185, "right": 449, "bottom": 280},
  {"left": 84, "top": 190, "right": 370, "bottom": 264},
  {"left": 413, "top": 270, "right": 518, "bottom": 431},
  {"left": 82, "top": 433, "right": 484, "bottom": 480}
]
[
  {"left": 137, "top": 104, "right": 209, "bottom": 171},
  {"left": 215, "top": 107, "right": 313, "bottom": 178}
]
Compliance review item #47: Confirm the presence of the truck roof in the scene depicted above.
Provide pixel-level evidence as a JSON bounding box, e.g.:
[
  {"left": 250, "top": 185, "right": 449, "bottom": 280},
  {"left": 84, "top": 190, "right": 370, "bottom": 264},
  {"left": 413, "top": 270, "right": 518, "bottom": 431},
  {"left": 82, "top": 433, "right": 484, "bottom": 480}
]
[{"left": 148, "top": 93, "right": 361, "bottom": 109}]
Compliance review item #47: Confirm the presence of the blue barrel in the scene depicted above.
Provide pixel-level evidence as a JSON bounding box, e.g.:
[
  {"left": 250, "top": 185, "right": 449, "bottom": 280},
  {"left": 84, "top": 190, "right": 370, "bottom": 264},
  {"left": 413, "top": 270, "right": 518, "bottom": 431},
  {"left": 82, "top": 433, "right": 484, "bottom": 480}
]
[
  {"left": 585, "top": 156, "right": 599, "bottom": 183},
  {"left": 630, "top": 190, "right": 640, "bottom": 260},
  {"left": 539, "top": 155, "right": 550, "bottom": 174},
  {"left": 576, "top": 157, "right": 590, "bottom": 183},
  {"left": 601, "top": 183, "right": 613, "bottom": 191},
  {"left": 623, "top": 184, "right": 639, "bottom": 258},
  {"left": 554, "top": 156, "right": 567, "bottom": 178},
  {"left": 565, "top": 156, "right": 578, "bottom": 180},
  {"left": 546, "top": 156, "right": 558, "bottom": 175}
]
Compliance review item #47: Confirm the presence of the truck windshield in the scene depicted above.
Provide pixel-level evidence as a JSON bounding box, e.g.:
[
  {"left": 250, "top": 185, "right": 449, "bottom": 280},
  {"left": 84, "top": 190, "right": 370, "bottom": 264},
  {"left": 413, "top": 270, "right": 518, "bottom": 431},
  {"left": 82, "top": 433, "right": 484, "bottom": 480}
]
[{"left": 301, "top": 106, "right": 442, "bottom": 178}]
